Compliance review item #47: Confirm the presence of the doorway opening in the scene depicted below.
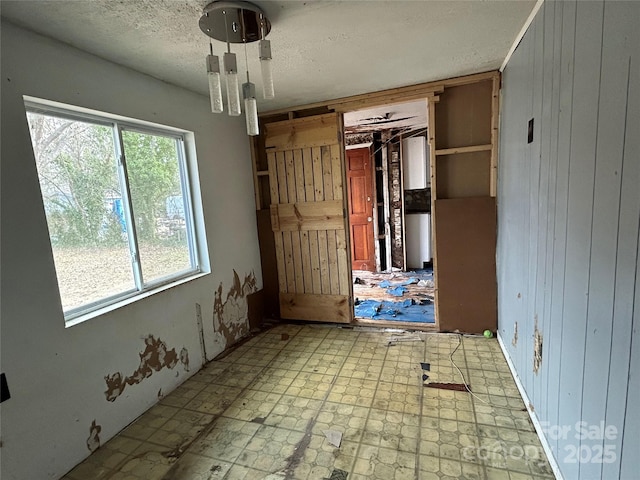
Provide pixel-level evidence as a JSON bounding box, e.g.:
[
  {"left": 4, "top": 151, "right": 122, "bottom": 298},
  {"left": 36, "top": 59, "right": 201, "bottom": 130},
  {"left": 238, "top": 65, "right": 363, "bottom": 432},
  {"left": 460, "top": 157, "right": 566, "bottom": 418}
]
[{"left": 343, "top": 100, "right": 435, "bottom": 324}]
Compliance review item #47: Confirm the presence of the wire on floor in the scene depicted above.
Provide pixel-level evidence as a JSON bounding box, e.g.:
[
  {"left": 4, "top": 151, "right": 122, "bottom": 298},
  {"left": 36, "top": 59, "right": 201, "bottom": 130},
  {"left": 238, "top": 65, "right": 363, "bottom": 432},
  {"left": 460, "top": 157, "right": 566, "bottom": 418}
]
[{"left": 424, "top": 332, "right": 526, "bottom": 411}]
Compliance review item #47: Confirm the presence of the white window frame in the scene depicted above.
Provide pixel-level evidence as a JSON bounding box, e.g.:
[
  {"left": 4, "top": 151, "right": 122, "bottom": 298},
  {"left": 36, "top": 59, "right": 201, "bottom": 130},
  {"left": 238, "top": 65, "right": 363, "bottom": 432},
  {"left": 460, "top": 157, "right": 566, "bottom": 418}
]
[{"left": 25, "top": 98, "right": 204, "bottom": 324}]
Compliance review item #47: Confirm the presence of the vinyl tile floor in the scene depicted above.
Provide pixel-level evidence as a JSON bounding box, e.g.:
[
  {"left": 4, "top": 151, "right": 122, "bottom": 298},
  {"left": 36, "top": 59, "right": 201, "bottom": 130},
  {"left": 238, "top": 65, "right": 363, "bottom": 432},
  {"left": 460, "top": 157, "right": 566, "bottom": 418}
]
[{"left": 62, "top": 324, "right": 555, "bottom": 480}]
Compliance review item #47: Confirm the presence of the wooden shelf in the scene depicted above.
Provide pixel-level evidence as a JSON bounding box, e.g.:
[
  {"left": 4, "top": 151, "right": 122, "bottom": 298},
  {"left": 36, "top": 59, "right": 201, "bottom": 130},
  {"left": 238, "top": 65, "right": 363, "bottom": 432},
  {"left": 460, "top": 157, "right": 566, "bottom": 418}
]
[
  {"left": 256, "top": 170, "right": 269, "bottom": 177},
  {"left": 435, "top": 144, "right": 492, "bottom": 156}
]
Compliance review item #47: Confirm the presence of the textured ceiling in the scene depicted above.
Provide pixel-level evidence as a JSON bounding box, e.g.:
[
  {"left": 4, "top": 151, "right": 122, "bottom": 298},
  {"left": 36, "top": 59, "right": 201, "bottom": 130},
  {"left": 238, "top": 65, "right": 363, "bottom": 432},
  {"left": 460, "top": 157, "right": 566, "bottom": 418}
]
[{"left": 0, "top": 0, "right": 535, "bottom": 112}]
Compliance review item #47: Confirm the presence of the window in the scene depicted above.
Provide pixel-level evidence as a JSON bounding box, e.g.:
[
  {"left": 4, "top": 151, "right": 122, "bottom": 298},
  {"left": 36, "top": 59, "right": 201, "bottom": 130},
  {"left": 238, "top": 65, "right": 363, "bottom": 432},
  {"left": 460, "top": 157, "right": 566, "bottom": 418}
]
[{"left": 25, "top": 100, "right": 201, "bottom": 321}]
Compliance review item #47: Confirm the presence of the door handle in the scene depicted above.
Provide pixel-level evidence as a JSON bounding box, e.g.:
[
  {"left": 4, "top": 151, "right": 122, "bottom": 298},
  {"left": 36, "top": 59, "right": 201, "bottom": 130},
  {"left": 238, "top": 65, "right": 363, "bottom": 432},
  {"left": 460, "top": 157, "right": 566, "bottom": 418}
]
[
  {"left": 367, "top": 196, "right": 371, "bottom": 202},
  {"left": 367, "top": 217, "right": 372, "bottom": 222}
]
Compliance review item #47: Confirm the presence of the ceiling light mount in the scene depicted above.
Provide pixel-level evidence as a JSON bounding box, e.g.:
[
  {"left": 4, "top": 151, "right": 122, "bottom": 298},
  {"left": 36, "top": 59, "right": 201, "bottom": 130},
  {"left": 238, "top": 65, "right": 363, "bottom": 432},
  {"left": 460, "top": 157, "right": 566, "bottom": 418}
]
[
  {"left": 200, "top": 0, "right": 274, "bottom": 135},
  {"left": 199, "top": 1, "right": 271, "bottom": 44}
]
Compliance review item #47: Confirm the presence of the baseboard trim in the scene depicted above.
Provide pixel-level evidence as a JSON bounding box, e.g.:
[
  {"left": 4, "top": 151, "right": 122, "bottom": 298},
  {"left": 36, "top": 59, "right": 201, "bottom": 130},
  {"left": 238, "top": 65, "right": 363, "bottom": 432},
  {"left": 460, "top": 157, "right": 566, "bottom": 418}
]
[{"left": 496, "top": 331, "right": 563, "bottom": 480}]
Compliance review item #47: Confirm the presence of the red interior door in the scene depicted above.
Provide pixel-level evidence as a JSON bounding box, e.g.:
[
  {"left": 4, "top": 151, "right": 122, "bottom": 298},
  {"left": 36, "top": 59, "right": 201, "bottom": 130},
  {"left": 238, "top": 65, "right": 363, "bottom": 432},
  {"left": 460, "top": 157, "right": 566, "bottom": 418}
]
[{"left": 346, "top": 147, "right": 375, "bottom": 271}]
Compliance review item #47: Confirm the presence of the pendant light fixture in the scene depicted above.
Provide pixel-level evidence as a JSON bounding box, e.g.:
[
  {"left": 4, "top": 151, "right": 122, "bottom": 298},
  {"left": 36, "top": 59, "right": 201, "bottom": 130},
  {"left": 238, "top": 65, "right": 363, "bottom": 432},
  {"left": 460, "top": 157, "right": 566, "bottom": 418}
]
[
  {"left": 243, "top": 78, "right": 259, "bottom": 136},
  {"left": 242, "top": 21, "right": 259, "bottom": 136},
  {"left": 223, "top": 10, "right": 241, "bottom": 117},
  {"left": 199, "top": 1, "right": 274, "bottom": 135},
  {"left": 259, "top": 14, "right": 274, "bottom": 100},
  {"left": 206, "top": 42, "right": 224, "bottom": 113}
]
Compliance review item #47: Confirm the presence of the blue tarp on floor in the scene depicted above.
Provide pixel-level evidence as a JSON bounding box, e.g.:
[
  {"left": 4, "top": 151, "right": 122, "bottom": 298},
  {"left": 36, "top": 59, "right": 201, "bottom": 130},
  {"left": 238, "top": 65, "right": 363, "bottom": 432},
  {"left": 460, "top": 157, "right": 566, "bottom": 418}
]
[{"left": 354, "top": 298, "right": 435, "bottom": 323}]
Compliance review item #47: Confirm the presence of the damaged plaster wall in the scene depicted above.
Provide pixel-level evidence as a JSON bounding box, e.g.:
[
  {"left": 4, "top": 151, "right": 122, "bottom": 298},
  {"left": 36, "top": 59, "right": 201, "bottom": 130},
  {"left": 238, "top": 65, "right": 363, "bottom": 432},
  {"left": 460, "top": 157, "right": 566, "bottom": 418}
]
[
  {"left": 496, "top": 2, "right": 639, "bottom": 479},
  {"left": 0, "top": 21, "right": 262, "bottom": 480},
  {"left": 104, "top": 335, "right": 188, "bottom": 402},
  {"left": 212, "top": 270, "right": 258, "bottom": 351}
]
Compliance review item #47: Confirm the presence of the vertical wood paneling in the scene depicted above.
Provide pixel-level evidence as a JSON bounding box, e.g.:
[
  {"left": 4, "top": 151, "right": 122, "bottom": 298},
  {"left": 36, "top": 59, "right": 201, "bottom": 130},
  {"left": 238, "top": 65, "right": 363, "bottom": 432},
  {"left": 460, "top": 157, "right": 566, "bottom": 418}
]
[
  {"left": 579, "top": 2, "right": 632, "bottom": 477},
  {"left": 312, "top": 146, "right": 326, "bottom": 291},
  {"left": 317, "top": 231, "right": 330, "bottom": 294},
  {"left": 607, "top": 14, "right": 639, "bottom": 476},
  {"left": 294, "top": 149, "right": 313, "bottom": 294},
  {"left": 277, "top": 152, "right": 295, "bottom": 293},
  {"left": 268, "top": 152, "right": 288, "bottom": 293},
  {"left": 534, "top": 1, "right": 555, "bottom": 422},
  {"left": 285, "top": 151, "right": 305, "bottom": 293},
  {"left": 557, "top": 5, "right": 604, "bottom": 476},
  {"left": 322, "top": 145, "right": 334, "bottom": 198},
  {"left": 304, "top": 147, "right": 322, "bottom": 294},
  {"left": 314, "top": 147, "right": 335, "bottom": 294},
  {"left": 327, "top": 231, "right": 339, "bottom": 294},
  {"left": 515, "top": 15, "right": 536, "bottom": 388},
  {"left": 542, "top": 0, "right": 563, "bottom": 434},
  {"left": 331, "top": 143, "right": 350, "bottom": 296},
  {"left": 620, "top": 240, "right": 639, "bottom": 479},
  {"left": 498, "top": 1, "right": 638, "bottom": 477},
  {"left": 525, "top": 8, "right": 543, "bottom": 397},
  {"left": 321, "top": 146, "right": 339, "bottom": 294},
  {"left": 547, "top": 0, "right": 575, "bottom": 458}
]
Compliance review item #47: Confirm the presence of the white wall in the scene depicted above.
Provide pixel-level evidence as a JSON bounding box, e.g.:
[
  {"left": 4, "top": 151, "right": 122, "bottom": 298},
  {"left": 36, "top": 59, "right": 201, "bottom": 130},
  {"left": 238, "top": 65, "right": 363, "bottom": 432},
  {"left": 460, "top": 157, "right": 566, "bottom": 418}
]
[
  {"left": 497, "top": 1, "right": 639, "bottom": 478},
  {"left": 0, "top": 21, "right": 262, "bottom": 480}
]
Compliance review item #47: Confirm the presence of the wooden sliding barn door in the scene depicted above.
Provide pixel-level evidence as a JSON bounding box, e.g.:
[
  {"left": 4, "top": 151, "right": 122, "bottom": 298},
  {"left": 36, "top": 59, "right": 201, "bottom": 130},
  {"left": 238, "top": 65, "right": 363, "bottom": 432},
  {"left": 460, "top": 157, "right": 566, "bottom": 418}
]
[{"left": 265, "top": 113, "right": 353, "bottom": 323}]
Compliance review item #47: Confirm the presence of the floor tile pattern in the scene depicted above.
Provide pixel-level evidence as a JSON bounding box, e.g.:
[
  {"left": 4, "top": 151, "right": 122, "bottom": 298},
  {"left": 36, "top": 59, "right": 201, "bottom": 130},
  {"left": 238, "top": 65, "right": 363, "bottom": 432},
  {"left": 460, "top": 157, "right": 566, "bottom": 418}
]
[{"left": 63, "top": 325, "right": 554, "bottom": 480}]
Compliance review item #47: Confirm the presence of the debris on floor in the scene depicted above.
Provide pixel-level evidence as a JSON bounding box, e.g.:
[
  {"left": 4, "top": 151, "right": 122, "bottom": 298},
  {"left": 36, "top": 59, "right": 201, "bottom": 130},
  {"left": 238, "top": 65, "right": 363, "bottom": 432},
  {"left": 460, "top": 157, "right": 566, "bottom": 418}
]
[
  {"left": 385, "top": 286, "right": 407, "bottom": 297},
  {"left": 323, "top": 430, "right": 343, "bottom": 448},
  {"left": 60, "top": 324, "right": 555, "bottom": 480},
  {"left": 354, "top": 299, "right": 435, "bottom": 323},
  {"left": 424, "top": 382, "right": 471, "bottom": 392},
  {"left": 326, "top": 469, "right": 349, "bottom": 480},
  {"left": 387, "top": 332, "right": 424, "bottom": 345},
  {"left": 379, "top": 278, "right": 418, "bottom": 288},
  {"left": 352, "top": 269, "right": 435, "bottom": 322}
]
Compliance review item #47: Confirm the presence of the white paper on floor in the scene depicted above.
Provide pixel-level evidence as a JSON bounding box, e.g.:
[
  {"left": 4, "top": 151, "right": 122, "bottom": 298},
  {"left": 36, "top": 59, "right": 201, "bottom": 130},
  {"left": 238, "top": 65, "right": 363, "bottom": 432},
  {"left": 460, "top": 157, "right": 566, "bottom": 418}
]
[{"left": 323, "top": 430, "right": 343, "bottom": 448}]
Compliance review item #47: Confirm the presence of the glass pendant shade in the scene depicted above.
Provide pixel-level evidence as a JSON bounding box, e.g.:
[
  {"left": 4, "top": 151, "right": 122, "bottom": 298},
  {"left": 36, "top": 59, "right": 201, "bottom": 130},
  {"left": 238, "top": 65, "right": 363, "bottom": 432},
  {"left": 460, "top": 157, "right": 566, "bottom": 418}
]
[
  {"left": 259, "top": 39, "right": 275, "bottom": 99},
  {"left": 224, "top": 52, "right": 242, "bottom": 116},
  {"left": 206, "top": 55, "right": 224, "bottom": 113},
  {"left": 243, "top": 82, "right": 259, "bottom": 136}
]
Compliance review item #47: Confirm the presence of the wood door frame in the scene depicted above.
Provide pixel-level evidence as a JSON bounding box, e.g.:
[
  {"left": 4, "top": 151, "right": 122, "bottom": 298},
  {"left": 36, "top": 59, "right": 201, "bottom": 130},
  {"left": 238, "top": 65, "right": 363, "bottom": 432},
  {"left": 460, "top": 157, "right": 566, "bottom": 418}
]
[{"left": 254, "top": 70, "right": 501, "bottom": 332}]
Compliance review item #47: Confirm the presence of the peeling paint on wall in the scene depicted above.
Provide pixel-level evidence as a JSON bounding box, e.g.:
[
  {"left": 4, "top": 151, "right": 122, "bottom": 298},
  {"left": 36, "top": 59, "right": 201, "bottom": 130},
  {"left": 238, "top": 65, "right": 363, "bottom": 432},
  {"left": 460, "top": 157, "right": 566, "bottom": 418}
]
[
  {"left": 86, "top": 420, "right": 101, "bottom": 452},
  {"left": 533, "top": 317, "right": 543, "bottom": 374},
  {"left": 104, "top": 336, "right": 185, "bottom": 402},
  {"left": 179, "top": 347, "right": 189, "bottom": 372},
  {"left": 512, "top": 322, "right": 518, "bottom": 347},
  {"left": 213, "top": 270, "right": 258, "bottom": 349}
]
